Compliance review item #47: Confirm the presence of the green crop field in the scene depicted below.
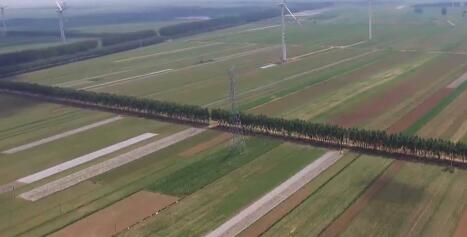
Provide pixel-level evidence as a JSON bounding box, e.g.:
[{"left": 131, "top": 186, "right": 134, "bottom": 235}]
[{"left": 1, "top": 3, "right": 467, "bottom": 237}]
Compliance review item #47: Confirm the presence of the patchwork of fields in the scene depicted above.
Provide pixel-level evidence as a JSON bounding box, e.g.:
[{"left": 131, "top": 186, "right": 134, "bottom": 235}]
[{"left": 0, "top": 4, "right": 466, "bottom": 237}]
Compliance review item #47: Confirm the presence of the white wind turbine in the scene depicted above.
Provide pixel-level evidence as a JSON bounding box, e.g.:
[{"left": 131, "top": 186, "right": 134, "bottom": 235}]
[
  {"left": 368, "top": 0, "right": 373, "bottom": 40},
  {"left": 279, "top": 0, "right": 302, "bottom": 64},
  {"left": 0, "top": 2, "right": 6, "bottom": 36},
  {"left": 56, "top": 0, "right": 67, "bottom": 43}
]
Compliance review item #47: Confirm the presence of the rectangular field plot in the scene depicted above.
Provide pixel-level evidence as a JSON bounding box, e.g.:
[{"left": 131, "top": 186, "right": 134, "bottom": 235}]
[
  {"left": 49, "top": 191, "right": 178, "bottom": 237},
  {"left": 2, "top": 117, "right": 123, "bottom": 154},
  {"left": 17, "top": 133, "right": 157, "bottom": 184},
  {"left": 206, "top": 151, "right": 342, "bottom": 237},
  {"left": 19, "top": 128, "right": 205, "bottom": 201}
]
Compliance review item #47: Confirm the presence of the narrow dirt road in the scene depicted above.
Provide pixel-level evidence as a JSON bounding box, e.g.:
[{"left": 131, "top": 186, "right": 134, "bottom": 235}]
[
  {"left": 2, "top": 116, "right": 122, "bottom": 154},
  {"left": 19, "top": 127, "right": 205, "bottom": 201},
  {"left": 205, "top": 151, "right": 343, "bottom": 237}
]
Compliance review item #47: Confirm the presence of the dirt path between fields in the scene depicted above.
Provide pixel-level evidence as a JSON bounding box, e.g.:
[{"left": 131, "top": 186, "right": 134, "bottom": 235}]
[
  {"left": 319, "top": 160, "right": 404, "bottom": 237},
  {"left": 49, "top": 191, "right": 178, "bottom": 237},
  {"left": 19, "top": 128, "right": 205, "bottom": 202},
  {"left": 205, "top": 151, "right": 343, "bottom": 237},
  {"left": 2, "top": 116, "right": 122, "bottom": 154}
]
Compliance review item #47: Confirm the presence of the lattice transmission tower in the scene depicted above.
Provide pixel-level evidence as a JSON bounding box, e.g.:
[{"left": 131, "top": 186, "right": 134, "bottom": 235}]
[{"left": 228, "top": 66, "right": 245, "bottom": 152}]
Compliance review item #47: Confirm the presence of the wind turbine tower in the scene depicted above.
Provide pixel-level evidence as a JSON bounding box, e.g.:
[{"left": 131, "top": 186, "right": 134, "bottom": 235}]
[
  {"left": 368, "top": 0, "right": 373, "bottom": 40},
  {"left": 56, "top": 0, "right": 67, "bottom": 43},
  {"left": 0, "top": 3, "right": 6, "bottom": 36},
  {"left": 279, "top": 0, "right": 301, "bottom": 64}
]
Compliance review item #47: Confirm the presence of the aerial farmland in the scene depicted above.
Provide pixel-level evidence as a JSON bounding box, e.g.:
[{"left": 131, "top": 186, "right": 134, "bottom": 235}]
[{"left": 0, "top": 1, "right": 466, "bottom": 237}]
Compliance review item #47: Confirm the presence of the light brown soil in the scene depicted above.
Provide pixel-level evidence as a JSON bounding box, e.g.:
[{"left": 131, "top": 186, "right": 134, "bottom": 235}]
[
  {"left": 454, "top": 206, "right": 467, "bottom": 237},
  {"left": 180, "top": 133, "right": 231, "bottom": 157},
  {"left": 49, "top": 191, "right": 178, "bottom": 237},
  {"left": 333, "top": 55, "right": 464, "bottom": 128},
  {"left": 319, "top": 161, "right": 404, "bottom": 237},
  {"left": 387, "top": 88, "right": 453, "bottom": 133}
]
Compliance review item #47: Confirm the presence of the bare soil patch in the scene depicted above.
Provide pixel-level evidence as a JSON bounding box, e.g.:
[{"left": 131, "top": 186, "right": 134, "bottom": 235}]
[
  {"left": 49, "top": 191, "right": 178, "bottom": 237},
  {"left": 333, "top": 55, "right": 464, "bottom": 128},
  {"left": 454, "top": 206, "right": 467, "bottom": 237},
  {"left": 319, "top": 160, "right": 404, "bottom": 237},
  {"left": 180, "top": 133, "right": 231, "bottom": 157},
  {"left": 387, "top": 88, "right": 452, "bottom": 133}
]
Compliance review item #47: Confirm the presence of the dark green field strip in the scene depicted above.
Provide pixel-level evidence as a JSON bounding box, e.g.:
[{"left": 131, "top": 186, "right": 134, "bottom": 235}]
[{"left": 149, "top": 138, "right": 280, "bottom": 197}]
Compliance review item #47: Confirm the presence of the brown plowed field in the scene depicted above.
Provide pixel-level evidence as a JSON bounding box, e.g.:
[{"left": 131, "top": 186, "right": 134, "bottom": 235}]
[
  {"left": 387, "top": 88, "right": 453, "bottom": 133},
  {"left": 319, "top": 161, "right": 404, "bottom": 237},
  {"left": 49, "top": 191, "right": 178, "bottom": 237},
  {"left": 333, "top": 55, "right": 465, "bottom": 128}
]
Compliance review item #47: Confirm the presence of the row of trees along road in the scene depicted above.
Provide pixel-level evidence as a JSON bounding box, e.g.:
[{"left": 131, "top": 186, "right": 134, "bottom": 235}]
[{"left": 0, "top": 81, "right": 465, "bottom": 166}]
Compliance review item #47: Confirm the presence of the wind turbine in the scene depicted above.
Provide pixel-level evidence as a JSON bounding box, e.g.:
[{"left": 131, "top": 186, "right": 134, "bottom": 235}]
[
  {"left": 279, "top": 0, "right": 301, "bottom": 64},
  {"left": 0, "top": 2, "right": 6, "bottom": 36},
  {"left": 56, "top": 0, "right": 67, "bottom": 43},
  {"left": 368, "top": 0, "right": 373, "bottom": 40}
]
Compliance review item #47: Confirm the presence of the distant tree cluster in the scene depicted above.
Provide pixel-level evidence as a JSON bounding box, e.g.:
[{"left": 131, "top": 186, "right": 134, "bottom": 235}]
[
  {"left": 158, "top": 10, "right": 280, "bottom": 37},
  {"left": 0, "top": 41, "right": 98, "bottom": 67},
  {"left": 0, "top": 80, "right": 465, "bottom": 167},
  {"left": 100, "top": 31, "right": 159, "bottom": 46},
  {"left": 0, "top": 36, "right": 167, "bottom": 77}
]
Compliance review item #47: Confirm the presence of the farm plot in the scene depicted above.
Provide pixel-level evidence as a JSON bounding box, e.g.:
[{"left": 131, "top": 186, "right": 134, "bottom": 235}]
[
  {"left": 0, "top": 115, "right": 176, "bottom": 186},
  {"left": 19, "top": 128, "right": 205, "bottom": 201},
  {"left": 250, "top": 51, "right": 419, "bottom": 118},
  {"left": 418, "top": 88, "right": 467, "bottom": 140},
  {"left": 49, "top": 191, "right": 179, "bottom": 237},
  {"left": 329, "top": 54, "right": 467, "bottom": 129},
  {"left": 205, "top": 151, "right": 342, "bottom": 237},
  {"left": 0, "top": 95, "right": 112, "bottom": 152},
  {"left": 0, "top": 123, "right": 206, "bottom": 237},
  {"left": 120, "top": 143, "right": 325, "bottom": 237}
]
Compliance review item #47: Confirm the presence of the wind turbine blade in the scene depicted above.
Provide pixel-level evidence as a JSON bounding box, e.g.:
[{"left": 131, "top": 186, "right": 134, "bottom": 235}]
[
  {"left": 284, "top": 5, "right": 302, "bottom": 26},
  {"left": 56, "top": 0, "right": 63, "bottom": 11}
]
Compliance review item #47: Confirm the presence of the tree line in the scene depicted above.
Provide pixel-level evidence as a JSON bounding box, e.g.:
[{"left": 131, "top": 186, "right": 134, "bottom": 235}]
[
  {"left": 0, "top": 81, "right": 465, "bottom": 166},
  {"left": 0, "top": 41, "right": 98, "bottom": 68}
]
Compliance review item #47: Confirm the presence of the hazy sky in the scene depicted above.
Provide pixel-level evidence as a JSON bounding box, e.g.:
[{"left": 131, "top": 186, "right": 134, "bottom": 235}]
[{"left": 2, "top": 0, "right": 224, "bottom": 8}]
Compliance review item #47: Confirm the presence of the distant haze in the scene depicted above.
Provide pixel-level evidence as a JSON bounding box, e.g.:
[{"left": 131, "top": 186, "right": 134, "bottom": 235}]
[{"left": 2, "top": 0, "right": 253, "bottom": 8}]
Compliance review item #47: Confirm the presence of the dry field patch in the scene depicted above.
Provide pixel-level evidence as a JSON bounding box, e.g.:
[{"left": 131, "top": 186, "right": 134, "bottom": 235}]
[{"left": 49, "top": 191, "right": 178, "bottom": 237}]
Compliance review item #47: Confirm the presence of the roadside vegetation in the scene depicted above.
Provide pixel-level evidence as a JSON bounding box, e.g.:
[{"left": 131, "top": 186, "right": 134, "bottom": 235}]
[{"left": 0, "top": 81, "right": 465, "bottom": 167}]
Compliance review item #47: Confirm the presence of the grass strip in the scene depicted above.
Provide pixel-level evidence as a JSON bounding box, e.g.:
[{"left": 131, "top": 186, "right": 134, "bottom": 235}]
[{"left": 149, "top": 138, "right": 280, "bottom": 196}]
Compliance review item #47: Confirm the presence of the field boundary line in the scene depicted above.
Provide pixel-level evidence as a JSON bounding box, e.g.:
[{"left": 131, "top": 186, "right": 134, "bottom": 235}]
[
  {"left": 205, "top": 50, "right": 376, "bottom": 107},
  {"left": 18, "top": 127, "right": 205, "bottom": 202},
  {"left": 54, "top": 70, "right": 131, "bottom": 87},
  {"left": 113, "top": 42, "right": 224, "bottom": 63},
  {"left": 16, "top": 133, "right": 157, "bottom": 184},
  {"left": 81, "top": 69, "right": 173, "bottom": 90},
  {"left": 447, "top": 71, "right": 467, "bottom": 89},
  {"left": 205, "top": 151, "right": 343, "bottom": 237},
  {"left": 2, "top": 116, "right": 123, "bottom": 154}
]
